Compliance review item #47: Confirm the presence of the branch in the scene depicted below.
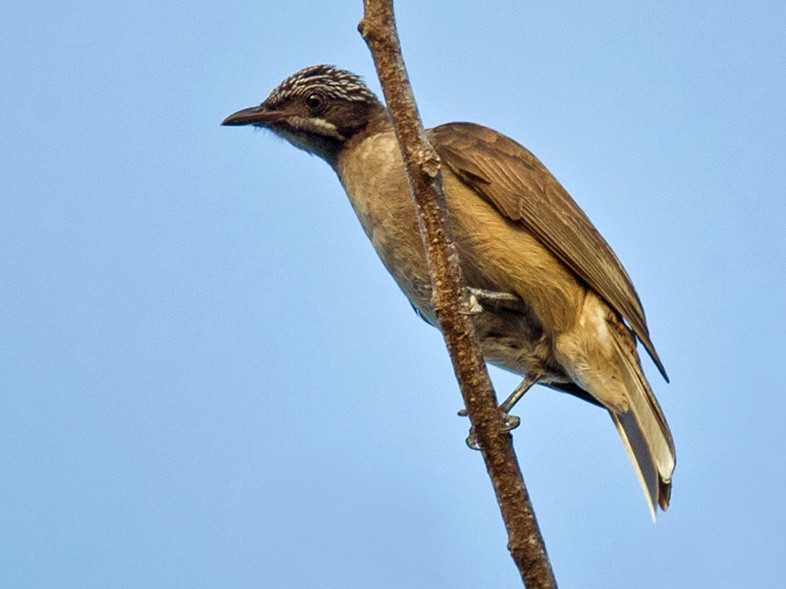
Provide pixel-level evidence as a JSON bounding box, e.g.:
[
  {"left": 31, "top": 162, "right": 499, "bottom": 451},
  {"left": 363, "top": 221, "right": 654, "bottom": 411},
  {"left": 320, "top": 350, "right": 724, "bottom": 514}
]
[{"left": 358, "top": 2, "right": 557, "bottom": 587}]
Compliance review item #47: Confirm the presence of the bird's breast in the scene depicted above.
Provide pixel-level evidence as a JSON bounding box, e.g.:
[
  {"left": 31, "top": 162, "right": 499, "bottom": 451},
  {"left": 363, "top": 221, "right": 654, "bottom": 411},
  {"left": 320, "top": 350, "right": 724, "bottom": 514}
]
[{"left": 336, "top": 131, "right": 433, "bottom": 314}]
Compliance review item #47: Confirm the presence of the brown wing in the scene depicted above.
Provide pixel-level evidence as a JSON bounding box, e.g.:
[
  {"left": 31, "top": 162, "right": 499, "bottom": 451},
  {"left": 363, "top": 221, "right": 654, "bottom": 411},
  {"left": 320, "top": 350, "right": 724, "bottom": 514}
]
[{"left": 428, "top": 122, "right": 668, "bottom": 381}]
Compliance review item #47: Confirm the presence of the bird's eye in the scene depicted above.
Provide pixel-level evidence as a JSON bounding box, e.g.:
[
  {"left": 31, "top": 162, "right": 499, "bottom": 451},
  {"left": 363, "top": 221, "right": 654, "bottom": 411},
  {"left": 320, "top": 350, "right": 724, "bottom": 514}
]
[{"left": 305, "top": 93, "right": 325, "bottom": 111}]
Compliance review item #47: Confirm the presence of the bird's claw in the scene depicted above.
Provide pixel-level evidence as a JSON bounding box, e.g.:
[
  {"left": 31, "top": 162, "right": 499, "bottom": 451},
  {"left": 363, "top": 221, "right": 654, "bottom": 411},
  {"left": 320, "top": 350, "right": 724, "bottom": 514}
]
[
  {"left": 503, "top": 413, "right": 521, "bottom": 432},
  {"left": 465, "top": 428, "right": 481, "bottom": 451},
  {"left": 460, "top": 290, "right": 484, "bottom": 315}
]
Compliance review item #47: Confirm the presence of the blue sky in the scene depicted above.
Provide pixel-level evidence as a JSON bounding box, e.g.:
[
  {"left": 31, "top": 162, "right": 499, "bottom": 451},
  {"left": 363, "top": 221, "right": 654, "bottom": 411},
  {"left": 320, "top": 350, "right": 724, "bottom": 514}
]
[{"left": 2, "top": 1, "right": 784, "bottom": 587}]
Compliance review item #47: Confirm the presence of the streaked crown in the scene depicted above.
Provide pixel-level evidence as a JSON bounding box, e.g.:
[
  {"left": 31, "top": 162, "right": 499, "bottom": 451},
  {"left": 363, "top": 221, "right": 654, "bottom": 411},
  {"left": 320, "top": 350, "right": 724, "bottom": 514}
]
[{"left": 263, "top": 65, "right": 378, "bottom": 109}]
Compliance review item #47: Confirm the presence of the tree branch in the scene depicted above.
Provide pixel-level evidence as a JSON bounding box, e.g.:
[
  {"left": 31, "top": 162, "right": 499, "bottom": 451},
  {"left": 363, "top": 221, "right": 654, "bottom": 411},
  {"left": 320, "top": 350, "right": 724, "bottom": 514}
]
[{"left": 358, "top": 2, "right": 557, "bottom": 587}]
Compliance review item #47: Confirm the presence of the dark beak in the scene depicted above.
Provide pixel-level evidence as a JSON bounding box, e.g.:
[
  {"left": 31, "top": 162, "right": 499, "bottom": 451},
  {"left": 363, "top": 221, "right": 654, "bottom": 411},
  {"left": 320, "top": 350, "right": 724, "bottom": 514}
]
[{"left": 221, "top": 105, "right": 287, "bottom": 127}]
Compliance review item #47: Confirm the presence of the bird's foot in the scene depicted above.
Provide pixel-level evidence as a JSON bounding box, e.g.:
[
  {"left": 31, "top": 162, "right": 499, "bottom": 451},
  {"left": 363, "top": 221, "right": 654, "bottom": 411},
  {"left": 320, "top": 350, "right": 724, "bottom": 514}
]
[
  {"left": 457, "top": 374, "right": 537, "bottom": 450},
  {"left": 459, "top": 289, "right": 484, "bottom": 315},
  {"left": 459, "top": 288, "right": 523, "bottom": 316},
  {"left": 468, "top": 288, "right": 528, "bottom": 313},
  {"left": 457, "top": 408, "right": 521, "bottom": 451}
]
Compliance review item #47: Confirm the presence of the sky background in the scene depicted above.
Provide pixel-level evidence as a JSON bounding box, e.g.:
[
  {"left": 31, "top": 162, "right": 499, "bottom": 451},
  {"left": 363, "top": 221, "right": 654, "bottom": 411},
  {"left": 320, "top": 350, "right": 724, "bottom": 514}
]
[{"left": 2, "top": 1, "right": 785, "bottom": 587}]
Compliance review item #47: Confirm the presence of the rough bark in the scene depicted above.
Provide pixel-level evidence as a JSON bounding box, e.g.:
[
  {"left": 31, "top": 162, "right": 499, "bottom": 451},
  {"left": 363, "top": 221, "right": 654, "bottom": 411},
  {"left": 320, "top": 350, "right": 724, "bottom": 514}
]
[{"left": 359, "top": 2, "right": 557, "bottom": 587}]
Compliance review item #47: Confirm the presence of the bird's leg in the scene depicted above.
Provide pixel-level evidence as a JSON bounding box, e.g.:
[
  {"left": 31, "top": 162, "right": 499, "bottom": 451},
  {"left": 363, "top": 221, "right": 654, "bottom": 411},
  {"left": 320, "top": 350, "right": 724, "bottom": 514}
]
[
  {"left": 459, "top": 374, "right": 539, "bottom": 450},
  {"left": 455, "top": 286, "right": 536, "bottom": 448},
  {"left": 499, "top": 373, "right": 539, "bottom": 416}
]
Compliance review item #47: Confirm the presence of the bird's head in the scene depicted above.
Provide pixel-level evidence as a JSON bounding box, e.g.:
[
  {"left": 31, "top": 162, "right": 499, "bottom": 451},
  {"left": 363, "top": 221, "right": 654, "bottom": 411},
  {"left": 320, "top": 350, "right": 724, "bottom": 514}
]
[{"left": 222, "top": 65, "right": 385, "bottom": 165}]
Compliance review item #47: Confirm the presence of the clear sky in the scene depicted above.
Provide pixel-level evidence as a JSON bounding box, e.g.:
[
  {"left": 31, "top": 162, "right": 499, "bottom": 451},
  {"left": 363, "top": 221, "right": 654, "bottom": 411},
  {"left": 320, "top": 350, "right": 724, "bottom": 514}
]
[{"left": 2, "top": 1, "right": 784, "bottom": 587}]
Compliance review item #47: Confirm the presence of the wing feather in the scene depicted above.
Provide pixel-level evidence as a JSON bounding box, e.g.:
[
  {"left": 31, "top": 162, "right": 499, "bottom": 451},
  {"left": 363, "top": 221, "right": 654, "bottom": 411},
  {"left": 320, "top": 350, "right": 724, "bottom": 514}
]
[{"left": 428, "top": 122, "right": 668, "bottom": 380}]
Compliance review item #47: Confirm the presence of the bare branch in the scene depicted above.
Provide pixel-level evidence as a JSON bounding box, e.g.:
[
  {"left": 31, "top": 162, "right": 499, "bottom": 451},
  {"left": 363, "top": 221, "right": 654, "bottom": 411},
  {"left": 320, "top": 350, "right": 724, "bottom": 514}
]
[{"left": 358, "top": 2, "right": 557, "bottom": 587}]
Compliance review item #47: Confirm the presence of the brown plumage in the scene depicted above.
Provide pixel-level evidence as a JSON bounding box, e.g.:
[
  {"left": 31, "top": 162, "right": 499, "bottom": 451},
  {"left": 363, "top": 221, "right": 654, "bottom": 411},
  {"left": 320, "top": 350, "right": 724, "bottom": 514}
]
[{"left": 222, "top": 65, "right": 676, "bottom": 517}]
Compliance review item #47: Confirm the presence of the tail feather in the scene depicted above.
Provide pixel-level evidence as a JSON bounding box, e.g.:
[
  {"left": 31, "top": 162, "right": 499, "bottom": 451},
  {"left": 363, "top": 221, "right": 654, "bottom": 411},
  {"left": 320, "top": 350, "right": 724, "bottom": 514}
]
[{"left": 610, "top": 333, "right": 675, "bottom": 519}]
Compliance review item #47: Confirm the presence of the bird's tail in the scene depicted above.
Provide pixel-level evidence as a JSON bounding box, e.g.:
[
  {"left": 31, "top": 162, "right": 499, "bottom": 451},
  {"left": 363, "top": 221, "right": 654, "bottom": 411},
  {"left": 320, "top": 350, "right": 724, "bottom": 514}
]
[{"left": 609, "top": 332, "right": 676, "bottom": 520}]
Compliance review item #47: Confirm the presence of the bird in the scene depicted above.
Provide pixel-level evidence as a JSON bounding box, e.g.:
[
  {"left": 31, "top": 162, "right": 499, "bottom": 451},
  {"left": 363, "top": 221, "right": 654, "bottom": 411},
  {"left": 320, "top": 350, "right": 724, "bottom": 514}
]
[{"left": 222, "top": 64, "right": 675, "bottom": 518}]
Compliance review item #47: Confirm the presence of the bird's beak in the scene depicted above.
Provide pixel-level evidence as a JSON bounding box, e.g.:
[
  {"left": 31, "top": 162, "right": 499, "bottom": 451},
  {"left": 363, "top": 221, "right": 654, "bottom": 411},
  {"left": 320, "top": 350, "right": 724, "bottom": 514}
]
[{"left": 221, "top": 105, "right": 287, "bottom": 127}]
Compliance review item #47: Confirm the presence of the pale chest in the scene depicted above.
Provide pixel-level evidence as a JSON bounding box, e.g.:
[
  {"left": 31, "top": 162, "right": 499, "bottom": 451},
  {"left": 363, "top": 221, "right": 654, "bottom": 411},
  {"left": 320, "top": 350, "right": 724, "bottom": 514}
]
[{"left": 335, "top": 132, "right": 432, "bottom": 308}]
